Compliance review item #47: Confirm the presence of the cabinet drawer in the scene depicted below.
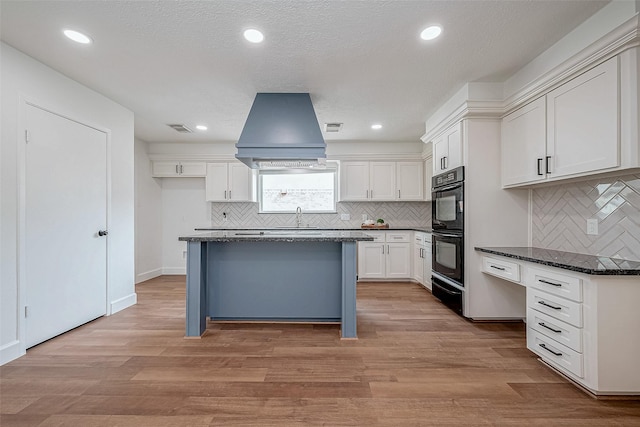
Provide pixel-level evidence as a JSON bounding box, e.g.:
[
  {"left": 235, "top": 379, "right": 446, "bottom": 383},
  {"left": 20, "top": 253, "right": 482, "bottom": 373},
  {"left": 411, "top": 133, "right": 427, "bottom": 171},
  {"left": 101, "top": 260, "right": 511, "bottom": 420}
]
[
  {"left": 424, "top": 233, "right": 432, "bottom": 244},
  {"left": 528, "top": 266, "right": 582, "bottom": 302},
  {"left": 528, "top": 307, "right": 582, "bottom": 353},
  {"left": 414, "top": 232, "right": 425, "bottom": 245},
  {"left": 386, "top": 232, "right": 410, "bottom": 242},
  {"left": 364, "top": 232, "right": 385, "bottom": 242},
  {"left": 482, "top": 256, "right": 521, "bottom": 283},
  {"left": 528, "top": 288, "right": 582, "bottom": 328},
  {"left": 528, "top": 329, "right": 584, "bottom": 378}
]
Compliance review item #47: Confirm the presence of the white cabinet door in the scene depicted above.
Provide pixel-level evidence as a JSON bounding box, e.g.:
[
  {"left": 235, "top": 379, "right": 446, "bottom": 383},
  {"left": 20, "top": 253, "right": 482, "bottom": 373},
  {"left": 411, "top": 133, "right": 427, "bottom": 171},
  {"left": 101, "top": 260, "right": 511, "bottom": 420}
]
[
  {"left": 423, "top": 244, "right": 432, "bottom": 291},
  {"left": 386, "top": 243, "right": 411, "bottom": 279},
  {"left": 228, "top": 163, "right": 253, "bottom": 201},
  {"left": 152, "top": 161, "right": 180, "bottom": 177},
  {"left": 340, "top": 161, "right": 369, "bottom": 201},
  {"left": 546, "top": 57, "right": 619, "bottom": 178},
  {"left": 413, "top": 245, "right": 424, "bottom": 284},
  {"left": 205, "top": 163, "right": 229, "bottom": 201},
  {"left": 433, "top": 123, "right": 462, "bottom": 174},
  {"left": 501, "top": 97, "right": 547, "bottom": 187},
  {"left": 152, "top": 161, "right": 206, "bottom": 177},
  {"left": 369, "top": 162, "right": 396, "bottom": 200},
  {"left": 358, "top": 242, "right": 386, "bottom": 279},
  {"left": 179, "top": 162, "right": 207, "bottom": 177},
  {"left": 396, "top": 161, "right": 423, "bottom": 200}
]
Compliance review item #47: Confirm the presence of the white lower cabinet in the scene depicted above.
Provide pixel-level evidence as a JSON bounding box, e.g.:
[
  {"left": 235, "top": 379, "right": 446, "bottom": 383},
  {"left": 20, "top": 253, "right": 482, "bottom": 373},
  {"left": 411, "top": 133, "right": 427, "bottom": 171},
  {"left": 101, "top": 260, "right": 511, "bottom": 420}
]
[
  {"left": 413, "top": 232, "right": 432, "bottom": 290},
  {"left": 482, "top": 254, "right": 640, "bottom": 395},
  {"left": 358, "top": 231, "right": 411, "bottom": 280}
]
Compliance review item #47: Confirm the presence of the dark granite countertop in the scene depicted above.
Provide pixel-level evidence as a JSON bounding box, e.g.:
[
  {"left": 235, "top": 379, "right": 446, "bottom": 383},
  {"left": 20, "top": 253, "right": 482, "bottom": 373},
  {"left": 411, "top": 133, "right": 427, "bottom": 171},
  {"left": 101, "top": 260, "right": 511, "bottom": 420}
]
[
  {"left": 180, "top": 230, "right": 375, "bottom": 243},
  {"left": 475, "top": 247, "right": 640, "bottom": 276},
  {"left": 194, "top": 226, "right": 432, "bottom": 233}
]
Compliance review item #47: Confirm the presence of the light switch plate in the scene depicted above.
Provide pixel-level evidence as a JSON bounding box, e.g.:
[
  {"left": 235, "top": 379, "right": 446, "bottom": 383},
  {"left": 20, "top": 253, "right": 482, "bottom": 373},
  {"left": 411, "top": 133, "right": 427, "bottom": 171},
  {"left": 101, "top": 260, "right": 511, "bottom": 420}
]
[{"left": 586, "top": 218, "right": 598, "bottom": 235}]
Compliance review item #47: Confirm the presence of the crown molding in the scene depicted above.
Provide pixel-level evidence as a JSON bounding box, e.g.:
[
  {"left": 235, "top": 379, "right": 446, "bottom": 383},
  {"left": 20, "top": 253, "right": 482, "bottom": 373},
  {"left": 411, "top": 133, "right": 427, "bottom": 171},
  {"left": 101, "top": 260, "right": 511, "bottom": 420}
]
[
  {"left": 328, "top": 153, "right": 424, "bottom": 161},
  {"left": 420, "top": 99, "right": 504, "bottom": 143}
]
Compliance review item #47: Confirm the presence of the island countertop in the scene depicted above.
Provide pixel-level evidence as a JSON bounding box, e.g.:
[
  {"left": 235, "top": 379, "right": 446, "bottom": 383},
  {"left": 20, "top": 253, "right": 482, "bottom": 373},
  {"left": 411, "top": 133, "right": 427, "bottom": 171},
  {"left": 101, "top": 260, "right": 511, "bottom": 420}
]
[{"left": 179, "top": 229, "right": 375, "bottom": 243}]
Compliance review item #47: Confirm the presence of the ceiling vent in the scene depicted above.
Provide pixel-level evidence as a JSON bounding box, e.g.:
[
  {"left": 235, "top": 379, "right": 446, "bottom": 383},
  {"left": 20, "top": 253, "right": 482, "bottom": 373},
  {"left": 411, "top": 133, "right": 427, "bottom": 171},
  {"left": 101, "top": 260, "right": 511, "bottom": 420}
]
[
  {"left": 324, "top": 123, "right": 343, "bottom": 132},
  {"left": 167, "top": 124, "right": 193, "bottom": 133}
]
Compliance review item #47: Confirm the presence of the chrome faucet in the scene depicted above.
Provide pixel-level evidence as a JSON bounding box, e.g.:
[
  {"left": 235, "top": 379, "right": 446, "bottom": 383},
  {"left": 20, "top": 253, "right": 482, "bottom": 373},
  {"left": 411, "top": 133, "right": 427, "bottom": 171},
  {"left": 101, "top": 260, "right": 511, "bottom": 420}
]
[{"left": 296, "top": 207, "right": 302, "bottom": 228}]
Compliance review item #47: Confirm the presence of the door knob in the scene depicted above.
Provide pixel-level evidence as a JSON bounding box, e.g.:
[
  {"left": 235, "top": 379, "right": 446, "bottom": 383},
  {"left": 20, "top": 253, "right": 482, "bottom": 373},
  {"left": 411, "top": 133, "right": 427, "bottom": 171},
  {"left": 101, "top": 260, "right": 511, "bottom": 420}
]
[{"left": 98, "top": 230, "right": 108, "bottom": 237}]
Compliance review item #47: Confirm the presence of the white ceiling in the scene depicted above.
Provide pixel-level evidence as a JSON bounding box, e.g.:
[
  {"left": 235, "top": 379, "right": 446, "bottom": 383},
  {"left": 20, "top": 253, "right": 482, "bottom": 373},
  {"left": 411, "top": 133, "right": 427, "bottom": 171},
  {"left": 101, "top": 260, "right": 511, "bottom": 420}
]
[{"left": 1, "top": 0, "right": 609, "bottom": 144}]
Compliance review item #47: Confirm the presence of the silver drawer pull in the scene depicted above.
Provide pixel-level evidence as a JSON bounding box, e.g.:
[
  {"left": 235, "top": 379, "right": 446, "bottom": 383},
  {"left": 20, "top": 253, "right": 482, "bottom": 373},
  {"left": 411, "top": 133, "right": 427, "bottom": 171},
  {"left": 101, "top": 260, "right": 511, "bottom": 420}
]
[
  {"left": 490, "top": 265, "right": 506, "bottom": 271},
  {"left": 538, "top": 322, "right": 561, "bottom": 333},
  {"left": 539, "top": 343, "right": 562, "bottom": 357},
  {"left": 539, "top": 279, "right": 562, "bottom": 287},
  {"left": 538, "top": 300, "right": 561, "bottom": 310}
]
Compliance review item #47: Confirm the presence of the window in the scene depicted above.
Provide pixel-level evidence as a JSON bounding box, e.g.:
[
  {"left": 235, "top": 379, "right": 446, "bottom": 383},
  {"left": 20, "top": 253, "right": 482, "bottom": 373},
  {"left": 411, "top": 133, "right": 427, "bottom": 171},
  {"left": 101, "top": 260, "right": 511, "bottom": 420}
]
[{"left": 259, "top": 167, "right": 337, "bottom": 213}]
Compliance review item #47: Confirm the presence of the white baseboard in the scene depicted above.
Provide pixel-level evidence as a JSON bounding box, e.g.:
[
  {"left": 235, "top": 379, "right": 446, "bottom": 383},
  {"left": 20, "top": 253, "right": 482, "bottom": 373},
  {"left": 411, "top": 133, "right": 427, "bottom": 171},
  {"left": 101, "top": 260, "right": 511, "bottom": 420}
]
[
  {"left": 110, "top": 292, "right": 137, "bottom": 315},
  {"left": 0, "top": 340, "right": 24, "bottom": 366},
  {"left": 162, "top": 267, "right": 186, "bottom": 275},
  {"left": 135, "top": 268, "right": 162, "bottom": 284}
]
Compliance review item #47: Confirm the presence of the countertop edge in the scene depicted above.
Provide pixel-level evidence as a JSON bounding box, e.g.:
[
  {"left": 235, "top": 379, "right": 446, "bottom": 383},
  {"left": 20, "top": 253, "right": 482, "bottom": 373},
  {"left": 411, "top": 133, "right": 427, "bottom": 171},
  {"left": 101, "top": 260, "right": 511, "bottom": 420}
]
[{"left": 475, "top": 247, "right": 640, "bottom": 276}]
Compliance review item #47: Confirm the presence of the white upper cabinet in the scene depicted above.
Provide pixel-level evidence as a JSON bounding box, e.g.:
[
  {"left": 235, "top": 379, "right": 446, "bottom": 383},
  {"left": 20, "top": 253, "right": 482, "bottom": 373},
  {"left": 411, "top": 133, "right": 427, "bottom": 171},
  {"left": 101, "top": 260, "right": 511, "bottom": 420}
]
[
  {"left": 396, "top": 161, "right": 424, "bottom": 200},
  {"left": 502, "top": 56, "right": 622, "bottom": 188},
  {"left": 546, "top": 57, "right": 619, "bottom": 178},
  {"left": 152, "top": 161, "right": 207, "bottom": 177},
  {"left": 340, "top": 161, "right": 423, "bottom": 201},
  {"left": 424, "top": 157, "right": 433, "bottom": 201},
  {"left": 369, "top": 162, "right": 396, "bottom": 200},
  {"left": 502, "top": 97, "right": 547, "bottom": 187},
  {"left": 433, "top": 123, "right": 463, "bottom": 175},
  {"left": 205, "top": 162, "right": 254, "bottom": 202}
]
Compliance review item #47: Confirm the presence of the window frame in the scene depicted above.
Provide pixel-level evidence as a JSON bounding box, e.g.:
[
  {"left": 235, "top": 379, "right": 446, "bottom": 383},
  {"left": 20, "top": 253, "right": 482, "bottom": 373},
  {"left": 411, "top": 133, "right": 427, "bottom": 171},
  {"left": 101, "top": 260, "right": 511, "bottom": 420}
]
[{"left": 257, "top": 165, "right": 338, "bottom": 214}]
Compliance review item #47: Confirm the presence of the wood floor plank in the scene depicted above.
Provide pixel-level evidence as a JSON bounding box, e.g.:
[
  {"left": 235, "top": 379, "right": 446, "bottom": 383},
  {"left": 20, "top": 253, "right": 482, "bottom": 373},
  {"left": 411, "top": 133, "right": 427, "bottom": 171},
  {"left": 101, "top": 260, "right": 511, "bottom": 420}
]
[{"left": 1, "top": 277, "right": 639, "bottom": 426}]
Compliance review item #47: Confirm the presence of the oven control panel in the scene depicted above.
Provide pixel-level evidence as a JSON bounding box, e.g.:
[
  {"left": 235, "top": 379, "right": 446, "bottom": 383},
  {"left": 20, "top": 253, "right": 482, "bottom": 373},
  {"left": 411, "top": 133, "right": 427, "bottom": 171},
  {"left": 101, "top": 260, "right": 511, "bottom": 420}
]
[{"left": 432, "top": 166, "right": 464, "bottom": 188}]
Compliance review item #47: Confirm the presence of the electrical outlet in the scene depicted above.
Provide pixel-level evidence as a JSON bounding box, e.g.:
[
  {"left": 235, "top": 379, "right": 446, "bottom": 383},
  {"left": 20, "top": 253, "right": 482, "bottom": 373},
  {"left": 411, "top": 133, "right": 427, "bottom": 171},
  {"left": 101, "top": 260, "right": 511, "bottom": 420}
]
[
  {"left": 340, "top": 213, "right": 350, "bottom": 221},
  {"left": 586, "top": 218, "right": 598, "bottom": 235},
  {"left": 362, "top": 214, "right": 367, "bottom": 221}
]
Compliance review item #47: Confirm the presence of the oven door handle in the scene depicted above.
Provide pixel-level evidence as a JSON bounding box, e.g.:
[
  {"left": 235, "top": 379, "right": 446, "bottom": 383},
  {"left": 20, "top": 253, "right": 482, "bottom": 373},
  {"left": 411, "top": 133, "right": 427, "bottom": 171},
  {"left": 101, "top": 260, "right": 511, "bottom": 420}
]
[
  {"left": 432, "top": 232, "right": 462, "bottom": 238},
  {"left": 433, "top": 183, "right": 463, "bottom": 192},
  {"left": 433, "top": 282, "right": 462, "bottom": 296}
]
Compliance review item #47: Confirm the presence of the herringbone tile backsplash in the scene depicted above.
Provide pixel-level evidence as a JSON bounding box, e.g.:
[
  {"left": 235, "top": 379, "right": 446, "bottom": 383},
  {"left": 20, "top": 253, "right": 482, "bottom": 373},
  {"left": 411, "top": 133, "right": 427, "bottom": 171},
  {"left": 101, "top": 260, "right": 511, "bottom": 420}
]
[
  {"left": 210, "top": 202, "right": 431, "bottom": 229},
  {"left": 532, "top": 173, "right": 640, "bottom": 261}
]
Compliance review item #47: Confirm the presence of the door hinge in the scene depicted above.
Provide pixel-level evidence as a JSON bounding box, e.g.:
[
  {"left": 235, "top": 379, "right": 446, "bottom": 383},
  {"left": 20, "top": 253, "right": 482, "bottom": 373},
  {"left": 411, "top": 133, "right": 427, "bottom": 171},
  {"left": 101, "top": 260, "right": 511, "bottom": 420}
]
[{"left": 25, "top": 130, "right": 30, "bottom": 143}]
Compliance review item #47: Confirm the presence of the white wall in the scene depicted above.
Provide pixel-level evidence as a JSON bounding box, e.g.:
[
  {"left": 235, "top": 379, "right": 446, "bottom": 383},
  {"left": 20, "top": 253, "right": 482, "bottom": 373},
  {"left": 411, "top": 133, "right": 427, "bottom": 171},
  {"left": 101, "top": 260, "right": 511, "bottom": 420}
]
[
  {"left": 1, "top": 42, "right": 135, "bottom": 364},
  {"left": 134, "top": 139, "right": 162, "bottom": 283},
  {"left": 161, "top": 178, "right": 210, "bottom": 274}
]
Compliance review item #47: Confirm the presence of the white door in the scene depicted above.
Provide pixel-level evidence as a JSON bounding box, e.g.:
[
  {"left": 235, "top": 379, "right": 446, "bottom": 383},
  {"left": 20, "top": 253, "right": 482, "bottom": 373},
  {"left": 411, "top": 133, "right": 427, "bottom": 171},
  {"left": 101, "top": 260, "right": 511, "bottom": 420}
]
[{"left": 25, "top": 103, "right": 107, "bottom": 348}]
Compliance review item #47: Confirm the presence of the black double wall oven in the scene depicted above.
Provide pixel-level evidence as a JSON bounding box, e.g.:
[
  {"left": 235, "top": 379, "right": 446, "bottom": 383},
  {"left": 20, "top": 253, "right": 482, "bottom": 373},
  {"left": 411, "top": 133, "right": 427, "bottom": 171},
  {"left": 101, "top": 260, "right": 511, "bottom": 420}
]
[{"left": 431, "top": 166, "right": 464, "bottom": 316}]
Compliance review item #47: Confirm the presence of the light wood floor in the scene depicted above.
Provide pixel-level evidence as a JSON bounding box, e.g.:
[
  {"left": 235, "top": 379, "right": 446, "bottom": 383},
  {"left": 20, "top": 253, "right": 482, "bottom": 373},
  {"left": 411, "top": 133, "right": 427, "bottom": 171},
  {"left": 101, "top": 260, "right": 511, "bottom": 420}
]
[{"left": 2, "top": 276, "right": 639, "bottom": 426}]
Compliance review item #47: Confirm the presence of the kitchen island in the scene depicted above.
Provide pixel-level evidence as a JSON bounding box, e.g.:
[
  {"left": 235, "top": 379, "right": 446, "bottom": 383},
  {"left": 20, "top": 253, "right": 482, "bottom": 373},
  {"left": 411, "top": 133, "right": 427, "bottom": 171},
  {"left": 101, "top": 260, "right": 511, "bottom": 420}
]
[{"left": 178, "top": 230, "right": 373, "bottom": 339}]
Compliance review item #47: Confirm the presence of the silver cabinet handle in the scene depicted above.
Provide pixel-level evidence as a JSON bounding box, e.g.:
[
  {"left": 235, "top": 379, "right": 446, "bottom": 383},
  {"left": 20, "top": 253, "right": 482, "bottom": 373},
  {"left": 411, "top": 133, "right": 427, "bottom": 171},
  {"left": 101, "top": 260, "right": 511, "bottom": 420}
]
[
  {"left": 546, "top": 156, "right": 552, "bottom": 174},
  {"left": 180, "top": 164, "right": 184, "bottom": 174},
  {"left": 490, "top": 265, "right": 506, "bottom": 271},
  {"left": 175, "top": 164, "right": 179, "bottom": 174},
  {"left": 370, "top": 189, "right": 373, "bottom": 198},
  {"left": 398, "top": 189, "right": 401, "bottom": 199},
  {"left": 381, "top": 245, "right": 384, "bottom": 255},
  {"left": 229, "top": 190, "right": 231, "bottom": 199},
  {"left": 224, "top": 190, "right": 227, "bottom": 199},
  {"left": 537, "top": 158, "right": 544, "bottom": 176},
  {"left": 366, "top": 190, "right": 369, "bottom": 199},
  {"left": 538, "top": 322, "right": 562, "bottom": 333}
]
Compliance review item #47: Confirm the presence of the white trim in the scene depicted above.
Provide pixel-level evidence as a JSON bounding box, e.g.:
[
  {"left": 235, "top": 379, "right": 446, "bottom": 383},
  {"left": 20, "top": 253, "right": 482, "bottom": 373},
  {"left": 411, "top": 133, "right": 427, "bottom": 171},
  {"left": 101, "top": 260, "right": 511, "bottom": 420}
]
[
  {"left": 110, "top": 293, "right": 137, "bottom": 314},
  {"left": 136, "top": 268, "right": 162, "bottom": 284},
  {"left": 162, "top": 267, "right": 186, "bottom": 275},
  {"left": 0, "top": 340, "right": 24, "bottom": 366},
  {"left": 328, "top": 153, "right": 423, "bottom": 161},
  {"left": 149, "top": 153, "right": 237, "bottom": 162}
]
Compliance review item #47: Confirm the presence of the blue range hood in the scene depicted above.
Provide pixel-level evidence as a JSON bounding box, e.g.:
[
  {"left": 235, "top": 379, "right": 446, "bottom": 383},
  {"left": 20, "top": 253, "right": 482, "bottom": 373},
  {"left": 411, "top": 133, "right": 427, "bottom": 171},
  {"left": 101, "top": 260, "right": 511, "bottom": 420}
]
[{"left": 235, "top": 93, "right": 327, "bottom": 169}]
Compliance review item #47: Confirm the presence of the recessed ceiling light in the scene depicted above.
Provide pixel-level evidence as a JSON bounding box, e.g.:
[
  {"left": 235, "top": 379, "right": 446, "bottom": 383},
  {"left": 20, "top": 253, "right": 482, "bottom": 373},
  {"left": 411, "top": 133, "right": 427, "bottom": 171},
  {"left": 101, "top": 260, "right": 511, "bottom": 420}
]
[
  {"left": 196, "top": 125, "right": 208, "bottom": 131},
  {"left": 420, "top": 25, "right": 442, "bottom": 41},
  {"left": 371, "top": 124, "right": 383, "bottom": 130},
  {"left": 243, "top": 29, "right": 264, "bottom": 43},
  {"left": 63, "top": 29, "right": 92, "bottom": 44}
]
